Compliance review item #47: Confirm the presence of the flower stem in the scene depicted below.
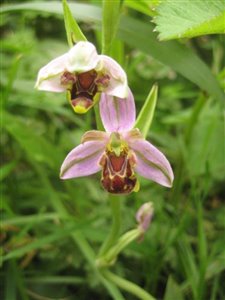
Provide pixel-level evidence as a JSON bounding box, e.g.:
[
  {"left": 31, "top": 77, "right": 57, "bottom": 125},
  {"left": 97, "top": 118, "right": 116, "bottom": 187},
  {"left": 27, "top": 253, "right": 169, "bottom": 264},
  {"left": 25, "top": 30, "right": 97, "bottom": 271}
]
[
  {"left": 98, "top": 229, "right": 141, "bottom": 267},
  {"left": 70, "top": 232, "right": 125, "bottom": 300},
  {"left": 94, "top": 103, "right": 104, "bottom": 131},
  {"left": 102, "top": 270, "right": 156, "bottom": 300},
  {"left": 33, "top": 163, "right": 123, "bottom": 300},
  {"left": 98, "top": 194, "right": 121, "bottom": 257}
]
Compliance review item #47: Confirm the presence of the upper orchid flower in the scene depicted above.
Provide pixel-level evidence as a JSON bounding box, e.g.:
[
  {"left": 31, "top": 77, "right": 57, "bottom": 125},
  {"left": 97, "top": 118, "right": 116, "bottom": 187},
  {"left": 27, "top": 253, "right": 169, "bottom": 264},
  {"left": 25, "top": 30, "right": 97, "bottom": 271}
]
[
  {"left": 60, "top": 89, "right": 174, "bottom": 194},
  {"left": 35, "top": 41, "right": 128, "bottom": 114}
]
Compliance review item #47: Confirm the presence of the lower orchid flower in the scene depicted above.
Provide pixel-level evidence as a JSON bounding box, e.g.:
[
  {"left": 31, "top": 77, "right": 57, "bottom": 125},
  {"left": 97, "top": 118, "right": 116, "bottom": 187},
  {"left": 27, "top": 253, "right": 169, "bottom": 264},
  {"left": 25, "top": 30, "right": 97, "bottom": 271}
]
[
  {"left": 60, "top": 89, "right": 174, "bottom": 194},
  {"left": 35, "top": 41, "right": 128, "bottom": 114}
]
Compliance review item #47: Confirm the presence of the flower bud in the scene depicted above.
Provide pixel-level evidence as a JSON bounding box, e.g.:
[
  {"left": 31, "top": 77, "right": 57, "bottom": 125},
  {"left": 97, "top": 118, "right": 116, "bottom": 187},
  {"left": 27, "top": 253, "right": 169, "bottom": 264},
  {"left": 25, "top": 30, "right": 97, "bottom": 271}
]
[{"left": 136, "top": 202, "right": 154, "bottom": 232}]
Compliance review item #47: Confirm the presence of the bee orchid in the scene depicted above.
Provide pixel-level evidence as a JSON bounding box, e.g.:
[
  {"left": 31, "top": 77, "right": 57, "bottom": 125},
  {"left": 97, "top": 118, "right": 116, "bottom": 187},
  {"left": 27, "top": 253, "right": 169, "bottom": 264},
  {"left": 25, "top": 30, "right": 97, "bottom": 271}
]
[
  {"left": 60, "top": 89, "right": 174, "bottom": 194},
  {"left": 35, "top": 41, "right": 128, "bottom": 114}
]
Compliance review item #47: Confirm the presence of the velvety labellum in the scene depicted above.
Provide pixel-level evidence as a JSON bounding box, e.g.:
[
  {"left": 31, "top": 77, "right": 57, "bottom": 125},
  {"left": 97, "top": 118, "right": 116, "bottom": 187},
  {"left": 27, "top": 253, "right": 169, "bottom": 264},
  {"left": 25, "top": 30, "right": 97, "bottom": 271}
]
[
  {"left": 70, "top": 70, "right": 98, "bottom": 110},
  {"left": 100, "top": 150, "right": 137, "bottom": 194}
]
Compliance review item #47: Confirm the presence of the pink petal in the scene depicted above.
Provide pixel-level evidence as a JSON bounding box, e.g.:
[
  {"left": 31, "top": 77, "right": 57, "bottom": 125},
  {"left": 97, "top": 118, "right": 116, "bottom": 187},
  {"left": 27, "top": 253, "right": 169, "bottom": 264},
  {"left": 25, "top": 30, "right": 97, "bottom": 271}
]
[
  {"left": 98, "top": 55, "right": 128, "bottom": 98},
  {"left": 100, "top": 89, "right": 136, "bottom": 133},
  {"left": 35, "top": 53, "right": 68, "bottom": 92},
  {"left": 129, "top": 139, "right": 174, "bottom": 187},
  {"left": 60, "top": 141, "right": 106, "bottom": 179}
]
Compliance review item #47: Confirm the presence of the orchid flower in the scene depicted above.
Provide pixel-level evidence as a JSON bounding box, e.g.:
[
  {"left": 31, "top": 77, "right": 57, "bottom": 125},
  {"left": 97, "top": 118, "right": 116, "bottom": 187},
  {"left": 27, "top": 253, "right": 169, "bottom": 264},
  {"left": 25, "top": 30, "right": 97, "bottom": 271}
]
[
  {"left": 35, "top": 41, "right": 128, "bottom": 114},
  {"left": 60, "top": 89, "right": 174, "bottom": 194}
]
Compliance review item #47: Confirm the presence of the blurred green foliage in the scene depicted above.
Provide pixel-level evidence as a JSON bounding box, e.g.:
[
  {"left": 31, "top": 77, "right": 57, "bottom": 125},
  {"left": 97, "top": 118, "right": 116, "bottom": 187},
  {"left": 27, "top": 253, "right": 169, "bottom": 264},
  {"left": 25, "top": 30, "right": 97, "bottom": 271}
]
[{"left": 1, "top": 1, "right": 225, "bottom": 299}]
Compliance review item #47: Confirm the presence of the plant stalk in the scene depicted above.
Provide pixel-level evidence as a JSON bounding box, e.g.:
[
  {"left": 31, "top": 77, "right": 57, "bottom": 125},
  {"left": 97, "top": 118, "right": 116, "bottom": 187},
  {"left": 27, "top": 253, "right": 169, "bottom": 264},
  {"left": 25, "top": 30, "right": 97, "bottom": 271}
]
[
  {"left": 102, "top": 270, "right": 156, "bottom": 300},
  {"left": 98, "top": 194, "right": 122, "bottom": 257}
]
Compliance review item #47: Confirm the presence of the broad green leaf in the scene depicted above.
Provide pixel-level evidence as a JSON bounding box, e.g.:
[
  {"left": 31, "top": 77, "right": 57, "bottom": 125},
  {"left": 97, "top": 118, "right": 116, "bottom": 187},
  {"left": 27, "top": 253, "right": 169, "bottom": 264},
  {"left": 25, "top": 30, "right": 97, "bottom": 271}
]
[
  {"left": 62, "top": 0, "right": 86, "bottom": 47},
  {"left": 102, "top": 0, "right": 121, "bottom": 55},
  {"left": 1, "top": 2, "right": 224, "bottom": 102},
  {"left": 164, "top": 276, "right": 184, "bottom": 300},
  {"left": 135, "top": 84, "right": 158, "bottom": 137},
  {"left": 154, "top": 0, "right": 225, "bottom": 41}
]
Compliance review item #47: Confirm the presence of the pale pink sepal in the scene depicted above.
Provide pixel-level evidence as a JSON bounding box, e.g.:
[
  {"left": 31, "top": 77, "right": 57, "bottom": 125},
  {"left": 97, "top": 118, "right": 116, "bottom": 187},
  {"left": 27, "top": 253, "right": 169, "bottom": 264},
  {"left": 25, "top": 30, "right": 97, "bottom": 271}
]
[
  {"left": 60, "top": 141, "right": 106, "bottom": 179},
  {"left": 129, "top": 140, "right": 174, "bottom": 187},
  {"left": 81, "top": 130, "right": 109, "bottom": 143},
  {"left": 98, "top": 55, "right": 128, "bottom": 98},
  {"left": 99, "top": 88, "right": 136, "bottom": 133},
  {"left": 35, "top": 53, "right": 68, "bottom": 92}
]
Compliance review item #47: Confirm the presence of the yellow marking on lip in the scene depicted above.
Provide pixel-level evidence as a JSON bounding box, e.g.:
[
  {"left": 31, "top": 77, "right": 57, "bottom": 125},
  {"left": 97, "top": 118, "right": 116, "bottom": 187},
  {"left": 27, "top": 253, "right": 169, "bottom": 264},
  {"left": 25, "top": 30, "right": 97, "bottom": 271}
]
[{"left": 73, "top": 105, "right": 88, "bottom": 114}]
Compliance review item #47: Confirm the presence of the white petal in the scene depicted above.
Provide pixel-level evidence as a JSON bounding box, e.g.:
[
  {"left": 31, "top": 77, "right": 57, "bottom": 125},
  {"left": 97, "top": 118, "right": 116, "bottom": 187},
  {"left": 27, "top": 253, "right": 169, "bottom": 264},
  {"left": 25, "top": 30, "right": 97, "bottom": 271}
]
[
  {"left": 98, "top": 55, "right": 128, "bottom": 98},
  {"left": 35, "top": 53, "right": 68, "bottom": 92},
  {"left": 66, "top": 41, "right": 100, "bottom": 73}
]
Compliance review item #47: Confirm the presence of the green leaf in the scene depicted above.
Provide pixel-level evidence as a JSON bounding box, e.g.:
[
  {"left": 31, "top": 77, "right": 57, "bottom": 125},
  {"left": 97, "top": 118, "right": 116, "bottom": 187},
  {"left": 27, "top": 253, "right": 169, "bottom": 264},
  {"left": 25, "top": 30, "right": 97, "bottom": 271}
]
[
  {"left": 62, "top": 0, "right": 86, "bottom": 46},
  {"left": 135, "top": 84, "right": 158, "bottom": 137},
  {"left": 154, "top": 0, "right": 225, "bottom": 41},
  {"left": 0, "top": 1, "right": 102, "bottom": 23},
  {"left": 164, "top": 276, "right": 184, "bottom": 300},
  {"left": 102, "top": 0, "right": 121, "bottom": 55},
  {"left": 2, "top": 213, "right": 58, "bottom": 226},
  {"left": 124, "top": 0, "right": 159, "bottom": 17},
  {"left": 26, "top": 275, "right": 84, "bottom": 285},
  {"left": 178, "top": 238, "right": 199, "bottom": 299},
  {"left": 0, "top": 160, "right": 18, "bottom": 181},
  {"left": 1, "top": 2, "right": 224, "bottom": 102},
  {"left": 3, "top": 111, "right": 63, "bottom": 169},
  {"left": 185, "top": 101, "right": 225, "bottom": 180},
  {"left": 5, "top": 261, "right": 29, "bottom": 300},
  {"left": 2, "top": 223, "right": 79, "bottom": 262},
  {"left": 118, "top": 16, "right": 224, "bottom": 102}
]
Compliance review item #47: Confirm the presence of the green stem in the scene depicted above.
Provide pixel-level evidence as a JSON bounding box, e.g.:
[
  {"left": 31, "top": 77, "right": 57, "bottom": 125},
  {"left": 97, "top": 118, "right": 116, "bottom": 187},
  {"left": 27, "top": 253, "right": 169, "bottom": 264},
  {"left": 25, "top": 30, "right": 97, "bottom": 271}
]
[
  {"left": 94, "top": 102, "right": 104, "bottom": 131},
  {"left": 70, "top": 232, "right": 125, "bottom": 300},
  {"left": 33, "top": 163, "right": 123, "bottom": 300},
  {"left": 102, "top": 270, "right": 156, "bottom": 300},
  {"left": 99, "top": 194, "right": 122, "bottom": 257},
  {"left": 102, "top": 229, "right": 140, "bottom": 265}
]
